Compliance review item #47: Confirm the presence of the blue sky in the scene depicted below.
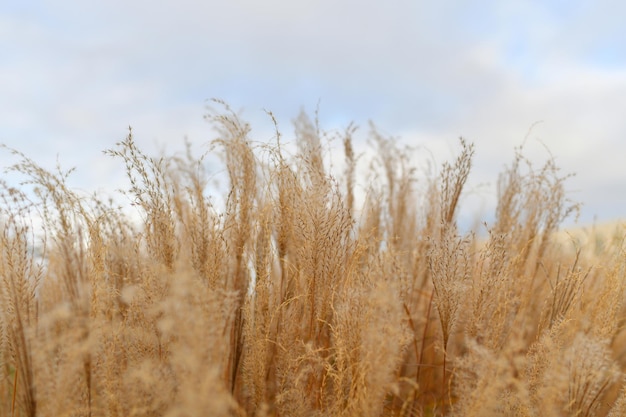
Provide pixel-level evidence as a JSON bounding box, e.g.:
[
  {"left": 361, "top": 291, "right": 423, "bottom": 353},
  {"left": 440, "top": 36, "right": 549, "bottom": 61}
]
[{"left": 1, "top": 0, "right": 625, "bottom": 227}]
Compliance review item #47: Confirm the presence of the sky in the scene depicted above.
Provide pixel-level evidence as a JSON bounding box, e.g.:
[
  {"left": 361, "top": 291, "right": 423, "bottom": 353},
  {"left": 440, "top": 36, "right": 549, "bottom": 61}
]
[{"left": 1, "top": 0, "right": 625, "bottom": 228}]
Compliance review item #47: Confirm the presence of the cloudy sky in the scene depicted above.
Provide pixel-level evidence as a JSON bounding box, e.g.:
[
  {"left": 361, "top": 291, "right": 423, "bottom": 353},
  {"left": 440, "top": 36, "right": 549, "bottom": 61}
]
[{"left": 1, "top": 0, "right": 625, "bottom": 228}]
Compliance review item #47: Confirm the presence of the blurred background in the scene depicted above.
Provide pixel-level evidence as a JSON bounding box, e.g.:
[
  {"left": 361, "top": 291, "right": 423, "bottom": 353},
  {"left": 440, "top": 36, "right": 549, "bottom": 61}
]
[{"left": 1, "top": 0, "right": 625, "bottom": 228}]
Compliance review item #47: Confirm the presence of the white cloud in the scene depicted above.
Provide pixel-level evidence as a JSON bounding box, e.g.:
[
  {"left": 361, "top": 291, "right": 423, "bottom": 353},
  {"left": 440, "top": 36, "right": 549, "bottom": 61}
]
[{"left": 1, "top": 0, "right": 625, "bottom": 226}]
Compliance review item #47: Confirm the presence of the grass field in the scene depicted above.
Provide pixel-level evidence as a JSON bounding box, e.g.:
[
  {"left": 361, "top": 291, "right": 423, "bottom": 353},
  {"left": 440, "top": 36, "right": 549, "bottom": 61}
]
[{"left": 1, "top": 102, "right": 625, "bottom": 416}]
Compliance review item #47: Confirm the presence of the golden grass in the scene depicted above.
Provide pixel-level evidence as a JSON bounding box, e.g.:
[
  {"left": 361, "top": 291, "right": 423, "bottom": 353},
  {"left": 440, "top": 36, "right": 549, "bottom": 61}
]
[{"left": 1, "top": 101, "right": 625, "bottom": 416}]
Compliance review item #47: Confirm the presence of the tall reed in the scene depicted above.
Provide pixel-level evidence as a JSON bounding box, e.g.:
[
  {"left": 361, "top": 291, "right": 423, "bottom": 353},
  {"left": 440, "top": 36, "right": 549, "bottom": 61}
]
[{"left": 0, "top": 103, "right": 624, "bottom": 416}]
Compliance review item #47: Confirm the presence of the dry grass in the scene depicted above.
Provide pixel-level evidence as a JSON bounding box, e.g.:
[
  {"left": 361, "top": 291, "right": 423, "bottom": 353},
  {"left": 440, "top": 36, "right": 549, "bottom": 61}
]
[{"left": 1, "top": 101, "right": 626, "bottom": 416}]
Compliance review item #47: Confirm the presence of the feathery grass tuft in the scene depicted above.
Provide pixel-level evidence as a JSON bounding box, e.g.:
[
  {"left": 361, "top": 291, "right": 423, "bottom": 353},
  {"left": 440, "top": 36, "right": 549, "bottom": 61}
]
[{"left": 0, "top": 103, "right": 624, "bottom": 416}]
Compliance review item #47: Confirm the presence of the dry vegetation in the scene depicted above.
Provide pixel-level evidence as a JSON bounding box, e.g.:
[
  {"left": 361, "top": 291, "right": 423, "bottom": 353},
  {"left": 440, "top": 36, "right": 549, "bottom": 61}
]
[{"left": 1, "top": 101, "right": 626, "bottom": 416}]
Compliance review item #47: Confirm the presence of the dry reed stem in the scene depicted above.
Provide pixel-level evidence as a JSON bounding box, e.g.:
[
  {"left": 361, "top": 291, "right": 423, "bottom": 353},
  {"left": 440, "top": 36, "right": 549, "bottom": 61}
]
[{"left": 0, "top": 103, "right": 623, "bottom": 417}]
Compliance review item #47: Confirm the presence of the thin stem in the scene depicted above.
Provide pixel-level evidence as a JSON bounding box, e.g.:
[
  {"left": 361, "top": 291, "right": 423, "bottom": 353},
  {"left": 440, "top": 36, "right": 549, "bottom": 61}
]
[{"left": 11, "top": 365, "right": 18, "bottom": 417}]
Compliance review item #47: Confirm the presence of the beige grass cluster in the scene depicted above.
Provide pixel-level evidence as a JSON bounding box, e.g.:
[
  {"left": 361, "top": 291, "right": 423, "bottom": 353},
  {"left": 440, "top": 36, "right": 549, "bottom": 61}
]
[{"left": 1, "top": 101, "right": 625, "bottom": 416}]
